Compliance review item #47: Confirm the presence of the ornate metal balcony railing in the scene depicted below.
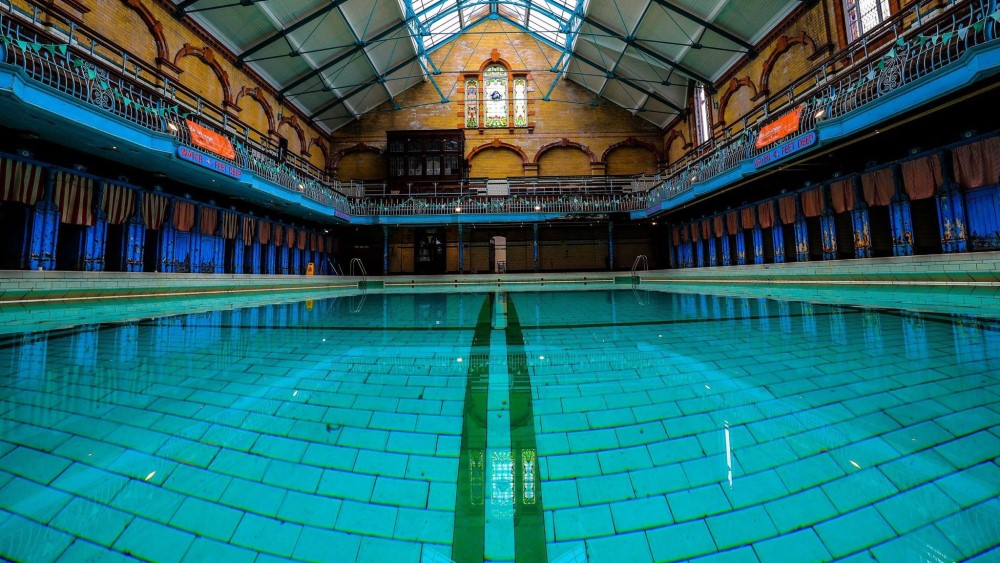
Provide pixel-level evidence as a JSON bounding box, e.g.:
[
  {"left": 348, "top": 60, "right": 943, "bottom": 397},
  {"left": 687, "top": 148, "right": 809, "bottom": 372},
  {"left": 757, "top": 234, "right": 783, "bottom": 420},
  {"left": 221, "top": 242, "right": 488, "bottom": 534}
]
[
  {"left": 349, "top": 192, "right": 648, "bottom": 217},
  {"left": 649, "top": 0, "right": 997, "bottom": 207},
  {"left": 0, "top": 1, "right": 350, "bottom": 212}
]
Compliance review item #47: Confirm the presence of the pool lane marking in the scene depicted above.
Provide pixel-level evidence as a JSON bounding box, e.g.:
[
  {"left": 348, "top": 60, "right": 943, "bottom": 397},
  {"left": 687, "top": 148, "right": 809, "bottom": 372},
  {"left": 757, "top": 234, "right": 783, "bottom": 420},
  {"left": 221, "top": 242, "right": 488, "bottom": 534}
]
[
  {"left": 504, "top": 295, "right": 548, "bottom": 562},
  {"left": 485, "top": 293, "right": 515, "bottom": 561},
  {"left": 451, "top": 296, "right": 492, "bottom": 563}
]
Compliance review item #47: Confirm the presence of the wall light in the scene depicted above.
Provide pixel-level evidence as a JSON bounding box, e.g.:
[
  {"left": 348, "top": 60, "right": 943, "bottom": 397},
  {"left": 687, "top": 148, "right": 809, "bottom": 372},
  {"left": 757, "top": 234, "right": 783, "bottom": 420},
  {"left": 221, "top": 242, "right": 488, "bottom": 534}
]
[
  {"left": 167, "top": 122, "right": 179, "bottom": 132},
  {"left": 455, "top": 206, "right": 462, "bottom": 213}
]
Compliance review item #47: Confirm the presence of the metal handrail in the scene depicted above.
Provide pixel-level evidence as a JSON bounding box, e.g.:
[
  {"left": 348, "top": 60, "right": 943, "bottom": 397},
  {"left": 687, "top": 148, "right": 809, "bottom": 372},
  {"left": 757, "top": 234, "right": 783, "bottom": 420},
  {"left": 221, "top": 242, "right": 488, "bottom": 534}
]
[
  {"left": 631, "top": 255, "right": 648, "bottom": 277},
  {"left": 349, "top": 258, "right": 367, "bottom": 280}
]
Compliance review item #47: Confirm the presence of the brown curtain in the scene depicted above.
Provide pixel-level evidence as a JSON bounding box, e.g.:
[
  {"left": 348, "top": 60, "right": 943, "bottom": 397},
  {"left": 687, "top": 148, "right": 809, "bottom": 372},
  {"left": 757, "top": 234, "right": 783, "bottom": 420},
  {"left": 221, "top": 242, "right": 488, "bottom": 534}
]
[
  {"left": 173, "top": 201, "right": 195, "bottom": 232},
  {"left": 200, "top": 207, "right": 218, "bottom": 235},
  {"left": 713, "top": 216, "right": 724, "bottom": 238},
  {"left": 242, "top": 217, "right": 255, "bottom": 246},
  {"left": 757, "top": 201, "right": 774, "bottom": 229},
  {"left": 801, "top": 188, "right": 825, "bottom": 218},
  {"left": 690, "top": 223, "right": 699, "bottom": 242},
  {"left": 726, "top": 211, "right": 738, "bottom": 235},
  {"left": 274, "top": 224, "right": 284, "bottom": 247},
  {"left": 310, "top": 233, "right": 317, "bottom": 252},
  {"left": 951, "top": 136, "right": 1000, "bottom": 190},
  {"left": 701, "top": 220, "right": 711, "bottom": 240},
  {"left": 297, "top": 230, "right": 307, "bottom": 250},
  {"left": 286, "top": 226, "right": 295, "bottom": 249},
  {"left": 901, "top": 155, "right": 942, "bottom": 199},
  {"left": 778, "top": 195, "right": 796, "bottom": 225},
  {"left": 741, "top": 207, "right": 755, "bottom": 230},
  {"left": 258, "top": 221, "right": 270, "bottom": 245},
  {"left": 829, "top": 180, "right": 856, "bottom": 214},
  {"left": 861, "top": 168, "right": 895, "bottom": 206},
  {"left": 672, "top": 227, "right": 680, "bottom": 246},
  {"left": 680, "top": 225, "right": 689, "bottom": 243}
]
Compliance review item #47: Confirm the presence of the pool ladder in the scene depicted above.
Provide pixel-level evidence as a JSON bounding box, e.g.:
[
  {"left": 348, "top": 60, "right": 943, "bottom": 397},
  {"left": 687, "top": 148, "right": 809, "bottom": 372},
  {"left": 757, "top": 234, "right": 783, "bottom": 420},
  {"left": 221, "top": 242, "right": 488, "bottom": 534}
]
[
  {"left": 631, "top": 254, "right": 649, "bottom": 306},
  {"left": 349, "top": 258, "right": 368, "bottom": 313},
  {"left": 349, "top": 258, "right": 368, "bottom": 281}
]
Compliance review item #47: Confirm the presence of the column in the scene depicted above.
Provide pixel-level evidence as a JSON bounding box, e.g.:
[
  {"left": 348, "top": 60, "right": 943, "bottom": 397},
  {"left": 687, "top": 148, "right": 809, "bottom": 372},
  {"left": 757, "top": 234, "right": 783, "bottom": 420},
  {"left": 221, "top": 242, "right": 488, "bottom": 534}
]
[
  {"left": 851, "top": 176, "right": 872, "bottom": 258},
  {"left": 751, "top": 214, "right": 764, "bottom": 265},
  {"left": 190, "top": 206, "right": 202, "bottom": 273},
  {"left": 694, "top": 230, "right": 704, "bottom": 268},
  {"left": 889, "top": 167, "right": 914, "bottom": 256},
  {"left": 721, "top": 232, "right": 731, "bottom": 266},
  {"left": 159, "top": 201, "right": 176, "bottom": 273},
  {"left": 532, "top": 223, "right": 539, "bottom": 272},
  {"left": 707, "top": 227, "right": 717, "bottom": 266},
  {"left": 28, "top": 171, "right": 59, "bottom": 270},
  {"left": 458, "top": 224, "right": 465, "bottom": 274},
  {"left": 383, "top": 225, "right": 389, "bottom": 275},
  {"left": 124, "top": 193, "right": 145, "bottom": 272},
  {"left": 937, "top": 153, "right": 968, "bottom": 253},
  {"left": 819, "top": 186, "right": 838, "bottom": 260},
  {"left": 735, "top": 223, "right": 746, "bottom": 266},
  {"left": 794, "top": 195, "right": 810, "bottom": 262},
  {"left": 607, "top": 221, "right": 614, "bottom": 271},
  {"left": 772, "top": 214, "right": 785, "bottom": 263},
  {"left": 233, "top": 224, "right": 245, "bottom": 275}
]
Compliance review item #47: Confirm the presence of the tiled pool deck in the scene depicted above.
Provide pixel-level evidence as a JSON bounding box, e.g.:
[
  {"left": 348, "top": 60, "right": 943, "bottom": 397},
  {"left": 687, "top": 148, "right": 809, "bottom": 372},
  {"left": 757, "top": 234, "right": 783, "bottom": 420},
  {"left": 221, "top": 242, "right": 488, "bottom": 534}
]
[{"left": 0, "top": 284, "right": 998, "bottom": 562}]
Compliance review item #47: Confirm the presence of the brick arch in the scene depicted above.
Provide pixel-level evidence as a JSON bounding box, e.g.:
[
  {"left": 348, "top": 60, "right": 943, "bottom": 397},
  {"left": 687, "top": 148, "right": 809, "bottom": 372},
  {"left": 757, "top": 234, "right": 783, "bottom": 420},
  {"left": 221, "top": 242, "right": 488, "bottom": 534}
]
[
  {"left": 600, "top": 137, "right": 662, "bottom": 167},
  {"left": 467, "top": 139, "right": 528, "bottom": 162},
  {"left": 715, "top": 77, "right": 757, "bottom": 128},
  {"left": 532, "top": 138, "right": 597, "bottom": 165},
  {"left": 664, "top": 129, "right": 690, "bottom": 157},
  {"left": 120, "top": 0, "right": 176, "bottom": 71},
  {"left": 173, "top": 44, "right": 235, "bottom": 109},
  {"left": 307, "top": 137, "right": 329, "bottom": 169},
  {"left": 277, "top": 115, "right": 308, "bottom": 156},
  {"left": 234, "top": 86, "right": 276, "bottom": 133},
  {"left": 330, "top": 143, "right": 383, "bottom": 169},
  {"left": 759, "top": 32, "right": 818, "bottom": 97},
  {"left": 478, "top": 48, "right": 515, "bottom": 72}
]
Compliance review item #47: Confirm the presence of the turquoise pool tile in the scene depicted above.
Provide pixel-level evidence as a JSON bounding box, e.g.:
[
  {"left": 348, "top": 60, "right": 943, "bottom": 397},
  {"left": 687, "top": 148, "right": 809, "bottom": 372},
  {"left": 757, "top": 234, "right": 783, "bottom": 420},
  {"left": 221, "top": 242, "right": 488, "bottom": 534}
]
[
  {"left": 596, "top": 445, "right": 653, "bottom": 473},
  {"left": 278, "top": 490, "right": 341, "bottom": 528},
  {"left": 814, "top": 506, "right": 896, "bottom": 559},
  {"left": 372, "top": 476, "right": 430, "bottom": 508},
  {"left": 230, "top": 513, "right": 302, "bottom": 558},
  {"left": 871, "top": 523, "right": 963, "bottom": 563},
  {"left": 0, "top": 446, "right": 71, "bottom": 484},
  {"left": 156, "top": 436, "right": 219, "bottom": 468},
  {"left": 208, "top": 448, "right": 272, "bottom": 481},
  {"left": 763, "top": 487, "right": 839, "bottom": 534},
  {"left": 169, "top": 496, "right": 244, "bottom": 542},
  {"left": 52, "top": 435, "right": 127, "bottom": 469},
  {"left": 934, "top": 461, "right": 1000, "bottom": 508},
  {"left": 317, "top": 468, "right": 376, "bottom": 502},
  {"left": 427, "top": 481, "right": 457, "bottom": 511},
  {"left": 183, "top": 537, "right": 257, "bottom": 563},
  {"left": 934, "top": 430, "right": 1000, "bottom": 469},
  {"left": 386, "top": 431, "right": 438, "bottom": 456},
  {"left": 113, "top": 517, "right": 195, "bottom": 563},
  {"left": 219, "top": 477, "right": 287, "bottom": 517},
  {"left": 879, "top": 449, "right": 955, "bottom": 491},
  {"left": 0, "top": 476, "right": 73, "bottom": 523},
  {"left": 163, "top": 464, "right": 231, "bottom": 502},
  {"left": 751, "top": 528, "right": 830, "bottom": 563},
  {"left": 775, "top": 453, "right": 845, "bottom": 493},
  {"left": 647, "top": 435, "right": 703, "bottom": 465},
  {"left": 820, "top": 467, "right": 898, "bottom": 513},
  {"left": 102, "top": 426, "right": 169, "bottom": 455},
  {"left": 404, "top": 454, "right": 458, "bottom": 483},
  {"left": 553, "top": 504, "right": 615, "bottom": 541},
  {"left": 357, "top": 535, "right": 422, "bottom": 563},
  {"left": 935, "top": 500, "right": 1000, "bottom": 559},
  {"left": 585, "top": 530, "right": 653, "bottom": 562},
  {"left": 262, "top": 458, "right": 323, "bottom": 493},
  {"left": 50, "top": 496, "right": 132, "bottom": 547},
  {"left": 335, "top": 500, "right": 398, "bottom": 537},
  {"left": 200, "top": 423, "right": 258, "bottom": 452},
  {"left": 610, "top": 495, "right": 671, "bottom": 532},
  {"left": 301, "top": 443, "right": 360, "bottom": 472},
  {"left": 2, "top": 422, "right": 71, "bottom": 452},
  {"left": 546, "top": 452, "right": 601, "bottom": 480},
  {"left": 106, "top": 450, "right": 175, "bottom": 486},
  {"left": 629, "top": 463, "right": 688, "bottom": 497},
  {"left": 0, "top": 511, "right": 74, "bottom": 562},
  {"left": 882, "top": 420, "right": 954, "bottom": 454},
  {"left": 690, "top": 546, "right": 760, "bottom": 563},
  {"left": 724, "top": 469, "right": 787, "bottom": 509},
  {"left": 55, "top": 539, "right": 135, "bottom": 563},
  {"left": 577, "top": 473, "right": 635, "bottom": 506},
  {"left": 354, "top": 449, "right": 409, "bottom": 478},
  {"left": 734, "top": 439, "right": 799, "bottom": 475},
  {"left": 250, "top": 434, "right": 308, "bottom": 463},
  {"left": 705, "top": 505, "right": 778, "bottom": 550},
  {"left": 567, "top": 428, "right": 620, "bottom": 453},
  {"left": 338, "top": 427, "right": 390, "bottom": 450},
  {"left": 647, "top": 519, "right": 718, "bottom": 561},
  {"left": 393, "top": 507, "right": 453, "bottom": 544},
  {"left": 666, "top": 483, "right": 732, "bottom": 522},
  {"left": 292, "top": 527, "right": 362, "bottom": 563},
  {"left": 875, "top": 482, "right": 958, "bottom": 535},
  {"left": 109, "top": 479, "right": 185, "bottom": 524}
]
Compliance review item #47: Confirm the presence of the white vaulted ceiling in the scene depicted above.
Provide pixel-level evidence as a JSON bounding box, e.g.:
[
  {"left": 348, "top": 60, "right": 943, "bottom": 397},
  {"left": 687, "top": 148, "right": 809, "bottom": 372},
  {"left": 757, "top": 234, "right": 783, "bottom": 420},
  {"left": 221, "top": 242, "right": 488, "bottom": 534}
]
[{"left": 173, "top": 0, "right": 798, "bottom": 131}]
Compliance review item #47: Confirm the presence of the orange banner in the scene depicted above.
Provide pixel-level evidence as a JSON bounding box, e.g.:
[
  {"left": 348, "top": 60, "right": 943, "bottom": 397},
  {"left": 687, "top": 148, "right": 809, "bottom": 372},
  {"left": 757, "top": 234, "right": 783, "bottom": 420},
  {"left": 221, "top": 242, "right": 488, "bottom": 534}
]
[
  {"left": 755, "top": 106, "right": 804, "bottom": 149},
  {"left": 186, "top": 119, "right": 236, "bottom": 160}
]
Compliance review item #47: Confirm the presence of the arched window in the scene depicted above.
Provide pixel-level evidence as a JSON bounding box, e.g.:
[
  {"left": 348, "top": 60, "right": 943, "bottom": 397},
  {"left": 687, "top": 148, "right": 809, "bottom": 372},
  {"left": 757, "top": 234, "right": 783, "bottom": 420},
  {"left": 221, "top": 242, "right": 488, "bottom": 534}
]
[{"left": 463, "top": 53, "right": 530, "bottom": 130}]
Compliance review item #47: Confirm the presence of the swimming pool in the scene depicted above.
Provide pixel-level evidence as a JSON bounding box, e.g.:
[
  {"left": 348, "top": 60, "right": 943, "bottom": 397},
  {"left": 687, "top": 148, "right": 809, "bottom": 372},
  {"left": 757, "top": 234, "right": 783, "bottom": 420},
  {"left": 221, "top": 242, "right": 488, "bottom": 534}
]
[{"left": 0, "top": 287, "right": 998, "bottom": 562}]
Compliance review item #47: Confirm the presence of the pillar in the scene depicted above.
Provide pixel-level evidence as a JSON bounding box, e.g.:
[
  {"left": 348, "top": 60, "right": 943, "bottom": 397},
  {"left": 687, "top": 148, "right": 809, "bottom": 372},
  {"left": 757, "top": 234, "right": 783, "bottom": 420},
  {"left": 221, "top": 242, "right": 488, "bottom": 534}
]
[
  {"left": 793, "top": 195, "right": 810, "bottom": 262},
  {"left": 83, "top": 182, "right": 108, "bottom": 271},
  {"left": 772, "top": 219, "right": 785, "bottom": 263},
  {"left": 851, "top": 177, "right": 872, "bottom": 259},
  {"left": 233, "top": 231, "right": 245, "bottom": 275},
  {"left": 383, "top": 225, "right": 389, "bottom": 275},
  {"left": 695, "top": 236, "right": 704, "bottom": 268},
  {"left": 124, "top": 193, "right": 145, "bottom": 272},
  {"left": 937, "top": 153, "right": 968, "bottom": 253},
  {"left": 532, "top": 223, "right": 539, "bottom": 272},
  {"left": 249, "top": 239, "right": 261, "bottom": 274},
  {"left": 707, "top": 226, "right": 717, "bottom": 266},
  {"left": 28, "top": 172, "right": 59, "bottom": 270},
  {"left": 735, "top": 224, "right": 746, "bottom": 266},
  {"left": 751, "top": 209, "right": 764, "bottom": 264},
  {"left": 607, "top": 221, "right": 614, "bottom": 271},
  {"left": 265, "top": 242, "right": 276, "bottom": 274},
  {"left": 159, "top": 201, "right": 177, "bottom": 273},
  {"left": 190, "top": 207, "right": 202, "bottom": 273},
  {"left": 819, "top": 187, "right": 838, "bottom": 261},
  {"left": 458, "top": 224, "right": 464, "bottom": 274},
  {"left": 721, "top": 232, "right": 732, "bottom": 266}
]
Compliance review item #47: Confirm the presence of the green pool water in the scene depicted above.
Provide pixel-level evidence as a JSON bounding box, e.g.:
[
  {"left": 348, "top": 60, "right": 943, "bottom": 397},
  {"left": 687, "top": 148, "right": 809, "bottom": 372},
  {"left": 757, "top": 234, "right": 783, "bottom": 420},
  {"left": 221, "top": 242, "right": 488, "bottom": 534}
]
[{"left": 0, "top": 288, "right": 997, "bottom": 562}]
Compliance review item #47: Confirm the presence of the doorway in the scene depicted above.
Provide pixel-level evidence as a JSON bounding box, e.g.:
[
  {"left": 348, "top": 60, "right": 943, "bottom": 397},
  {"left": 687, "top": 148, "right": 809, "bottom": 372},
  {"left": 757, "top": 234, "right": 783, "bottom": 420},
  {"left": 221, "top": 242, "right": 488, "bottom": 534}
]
[
  {"left": 489, "top": 235, "right": 507, "bottom": 273},
  {"left": 414, "top": 228, "right": 446, "bottom": 274}
]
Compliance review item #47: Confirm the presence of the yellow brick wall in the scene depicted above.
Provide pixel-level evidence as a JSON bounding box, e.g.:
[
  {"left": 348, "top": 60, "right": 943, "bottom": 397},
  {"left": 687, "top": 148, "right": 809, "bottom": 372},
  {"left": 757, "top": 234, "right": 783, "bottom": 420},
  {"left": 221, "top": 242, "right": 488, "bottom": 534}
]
[
  {"left": 338, "top": 152, "right": 387, "bottom": 181},
  {"left": 606, "top": 146, "right": 658, "bottom": 176},
  {"left": 469, "top": 148, "right": 524, "bottom": 179},
  {"left": 330, "top": 19, "right": 663, "bottom": 180},
  {"left": 67, "top": 0, "right": 329, "bottom": 165},
  {"left": 538, "top": 147, "right": 592, "bottom": 177}
]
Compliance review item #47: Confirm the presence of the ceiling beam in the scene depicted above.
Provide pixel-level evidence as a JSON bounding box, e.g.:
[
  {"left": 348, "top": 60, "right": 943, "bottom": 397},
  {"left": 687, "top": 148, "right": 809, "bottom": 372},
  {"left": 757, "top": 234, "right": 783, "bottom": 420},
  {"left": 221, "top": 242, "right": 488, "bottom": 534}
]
[
  {"left": 571, "top": 52, "right": 684, "bottom": 113},
  {"left": 237, "top": 0, "right": 349, "bottom": 66},
  {"left": 583, "top": 16, "right": 713, "bottom": 86},
  {"left": 649, "top": 0, "right": 754, "bottom": 53},
  {"left": 310, "top": 54, "right": 422, "bottom": 120},
  {"left": 173, "top": 0, "right": 202, "bottom": 18}
]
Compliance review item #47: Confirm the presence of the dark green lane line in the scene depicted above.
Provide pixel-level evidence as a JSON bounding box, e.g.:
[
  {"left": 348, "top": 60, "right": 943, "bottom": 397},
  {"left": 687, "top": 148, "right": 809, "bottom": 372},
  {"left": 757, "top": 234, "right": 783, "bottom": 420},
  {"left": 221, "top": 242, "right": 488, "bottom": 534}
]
[
  {"left": 450, "top": 296, "right": 492, "bottom": 563},
  {"left": 505, "top": 296, "right": 548, "bottom": 561}
]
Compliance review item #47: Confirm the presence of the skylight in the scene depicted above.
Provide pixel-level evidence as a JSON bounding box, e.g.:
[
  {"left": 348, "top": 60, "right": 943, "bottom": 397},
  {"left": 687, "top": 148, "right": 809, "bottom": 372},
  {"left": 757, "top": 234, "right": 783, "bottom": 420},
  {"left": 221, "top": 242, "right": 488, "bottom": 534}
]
[{"left": 403, "top": 0, "right": 583, "bottom": 50}]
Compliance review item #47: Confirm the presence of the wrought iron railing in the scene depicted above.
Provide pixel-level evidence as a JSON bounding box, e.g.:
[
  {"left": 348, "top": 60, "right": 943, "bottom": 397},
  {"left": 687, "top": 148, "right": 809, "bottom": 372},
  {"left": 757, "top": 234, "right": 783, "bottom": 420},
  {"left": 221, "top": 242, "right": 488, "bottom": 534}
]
[
  {"left": 0, "top": 1, "right": 351, "bottom": 212},
  {"left": 647, "top": 0, "right": 996, "bottom": 207},
  {"left": 349, "top": 192, "right": 648, "bottom": 216}
]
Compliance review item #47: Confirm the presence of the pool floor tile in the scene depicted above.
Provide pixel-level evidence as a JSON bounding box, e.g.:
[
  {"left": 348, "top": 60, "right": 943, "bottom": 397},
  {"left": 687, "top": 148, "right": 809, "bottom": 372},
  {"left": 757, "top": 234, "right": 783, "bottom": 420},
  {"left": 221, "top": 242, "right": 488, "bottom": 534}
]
[
  {"left": 646, "top": 519, "right": 718, "bottom": 561},
  {"left": 169, "top": 496, "right": 244, "bottom": 542},
  {"left": 50, "top": 496, "right": 132, "bottom": 547},
  {"left": 0, "top": 511, "right": 74, "bottom": 562},
  {"left": 230, "top": 513, "right": 302, "bottom": 558},
  {"left": 814, "top": 506, "right": 897, "bottom": 559},
  {"left": 292, "top": 526, "right": 362, "bottom": 562},
  {"left": 585, "top": 530, "right": 653, "bottom": 563},
  {"left": 113, "top": 517, "right": 195, "bottom": 563},
  {"left": 751, "top": 528, "right": 831, "bottom": 563}
]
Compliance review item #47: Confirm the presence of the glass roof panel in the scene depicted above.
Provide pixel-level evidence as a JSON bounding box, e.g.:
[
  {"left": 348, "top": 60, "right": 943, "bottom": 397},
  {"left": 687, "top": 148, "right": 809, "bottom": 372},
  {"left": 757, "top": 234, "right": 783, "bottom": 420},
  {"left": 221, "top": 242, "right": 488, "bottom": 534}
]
[{"left": 403, "top": 0, "right": 581, "bottom": 49}]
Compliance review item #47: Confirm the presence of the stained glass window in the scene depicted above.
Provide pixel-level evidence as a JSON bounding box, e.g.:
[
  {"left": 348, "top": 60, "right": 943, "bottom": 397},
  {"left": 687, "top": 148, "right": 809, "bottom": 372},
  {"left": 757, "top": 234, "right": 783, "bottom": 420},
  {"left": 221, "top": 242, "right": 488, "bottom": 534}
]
[
  {"left": 513, "top": 78, "right": 528, "bottom": 128},
  {"left": 483, "top": 64, "right": 508, "bottom": 128},
  {"left": 465, "top": 78, "right": 479, "bottom": 128}
]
